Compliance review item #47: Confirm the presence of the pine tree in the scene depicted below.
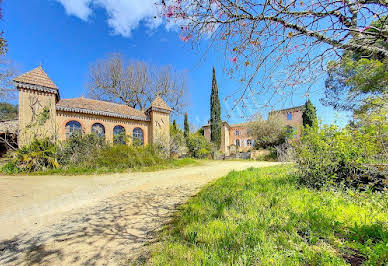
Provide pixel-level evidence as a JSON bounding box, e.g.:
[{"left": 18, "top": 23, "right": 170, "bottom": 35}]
[
  {"left": 184, "top": 112, "right": 189, "bottom": 138},
  {"left": 302, "top": 99, "right": 317, "bottom": 127},
  {"left": 210, "top": 67, "right": 222, "bottom": 149}
]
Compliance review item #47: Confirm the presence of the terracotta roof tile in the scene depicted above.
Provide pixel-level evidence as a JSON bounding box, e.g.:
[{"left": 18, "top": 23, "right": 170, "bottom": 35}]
[
  {"left": 150, "top": 96, "right": 172, "bottom": 111},
  {"left": 13, "top": 66, "right": 58, "bottom": 90},
  {"left": 56, "top": 97, "right": 149, "bottom": 120}
]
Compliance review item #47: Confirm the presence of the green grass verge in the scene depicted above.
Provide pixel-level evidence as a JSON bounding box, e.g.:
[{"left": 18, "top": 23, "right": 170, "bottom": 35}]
[
  {"left": 145, "top": 165, "right": 387, "bottom": 265},
  {"left": 7, "top": 158, "right": 200, "bottom": 176}
]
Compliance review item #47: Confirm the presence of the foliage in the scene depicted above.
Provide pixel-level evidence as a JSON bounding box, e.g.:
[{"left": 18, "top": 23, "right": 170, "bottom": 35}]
[
  {"left": 0, "top": 161, "right": 20, "bottom": 174},
  {"left": 161, "top": 1, "right": 388, "bottom": 107},
  {"left": 248, "top": 114, "right": 289, "bottom": 149},
  {"left": 172, "top": 120, "right": 177, "bottom": 131},
  {"left": 87, "top": 53, "right": 187, "bottom": 113},
  {"left": 96, "top": 144, "right": 164, "bottom": 169},
  {"left": 186, "top": 132, "right": 213, "bottom": 159},
  {"left": 183, "top": 112, "right": 189, "bottom": 139},
  {"left": 210, "top": 67, "right": 222, "bottom": 149},
  {"left": 11, "top": 138, "right": 59, "bottom": 172},
  {"left": 56, "top": 132, "right": 106, "bottom": 167},
  {"left": 145, "top": 166, "right": 387, "bottom": 265},
  {"left": 294, "top": 125, "right": 387, "bottom": 191},
  {"left": 0, "top": 102, "right": 17, "bottom": 120},
  {"left": 302, "top": 99, "right": 317, "bottom": 127},
  {"left": 323, "top": 56, "right": 387, "bottom": 112},
  {"left": 170, "top": 124, "right": 187, "bottom": 157}
]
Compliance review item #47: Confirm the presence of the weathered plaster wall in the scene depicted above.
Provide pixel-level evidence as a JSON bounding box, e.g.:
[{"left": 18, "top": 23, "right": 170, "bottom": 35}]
[
  {"left": 18, "top": 88, "right": 57, "bottom": 146},
  {"left": 149, "top": 110, "right": 170, "bottom": 148}
]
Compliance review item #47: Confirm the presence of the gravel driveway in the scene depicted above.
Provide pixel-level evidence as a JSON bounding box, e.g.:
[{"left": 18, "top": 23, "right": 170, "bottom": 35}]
[{"left": 0, "top": 161, "right": 280, "bottom": 265}]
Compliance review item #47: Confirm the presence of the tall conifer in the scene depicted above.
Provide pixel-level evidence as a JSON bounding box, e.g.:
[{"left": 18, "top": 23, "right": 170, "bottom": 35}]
[
  {"left": 210, "top": 67, "right": 222, "bottom": 149},
  {"left": 184, "top": 112, "right": 189, "bottom": 138},
  {"left": 302, "top": 99, "right": 317, "bottom": 127}
]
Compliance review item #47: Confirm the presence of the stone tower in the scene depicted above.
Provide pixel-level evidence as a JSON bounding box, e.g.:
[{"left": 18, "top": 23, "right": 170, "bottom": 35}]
[
  {"left": 147, "top": 96, "right": 171, "bottom": 150},
  {"left": 13, "top": 66, "right": 59, "bottom": 146}
]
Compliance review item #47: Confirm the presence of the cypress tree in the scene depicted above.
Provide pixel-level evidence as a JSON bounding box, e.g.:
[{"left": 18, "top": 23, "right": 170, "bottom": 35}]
[
  {"left": 302, "top": 99, "right": 317, "bottom": 127},
  {"left": 172, "top": 120, "right": 177, "bottom": 131},
  {"left": 184, "top": 112, "right": 189, "bottom": 138},
  {"left": 210, "top": 67, "right": 222, "bottom": 149}
]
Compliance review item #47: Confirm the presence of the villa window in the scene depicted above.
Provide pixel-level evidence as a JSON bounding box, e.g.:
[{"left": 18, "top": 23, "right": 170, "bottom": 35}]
[
  {"left": 287, "top": 112, "right": 293, "bottom": 120},
  {"left": 133, "top": 127, "right": 144, "bottom": 145},
  {"left": 65, "top": 120, "right": 82, "bottom": 138},
  {"left": 235, "top": 130, "right": 240, "bottom": 136},
  {"left": 113, "top": 125, "right": 126, "bottom": 144},
  {"left": 235, "top": 139, "right": 240, "bottom": 147},
  {"left": 91, "top": 123, "right": 105, "bottom": 139}
]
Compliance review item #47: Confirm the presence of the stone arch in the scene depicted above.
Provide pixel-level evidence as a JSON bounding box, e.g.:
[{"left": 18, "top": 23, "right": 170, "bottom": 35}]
[
  {"left": 65, "top": 120, "right": 82, "bottom": 138},
  {"left": 133, "top": 127, "right": 144, "bottom": 146},
  {"left": 113, "top": 125, "right": 126, "bottom": 144},
  {"left": 91, "top": 123, "right": 105, "bottom": 139}
]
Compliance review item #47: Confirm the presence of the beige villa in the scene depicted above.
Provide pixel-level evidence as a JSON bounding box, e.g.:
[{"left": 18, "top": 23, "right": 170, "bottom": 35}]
[
  {"left": 203, "top": 106, "right": 303, "bottom": 155},
  {"left": 13, "top": 66, "right": 171, "bottom": 147}
]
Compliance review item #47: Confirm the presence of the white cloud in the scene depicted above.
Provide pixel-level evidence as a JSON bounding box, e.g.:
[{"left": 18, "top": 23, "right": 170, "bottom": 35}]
[
  {"left": 56, "top": 0, "right": 92, "bottom": 21},
  {"left": 56, "top": 0, "right": 165, "bottom": 37}
]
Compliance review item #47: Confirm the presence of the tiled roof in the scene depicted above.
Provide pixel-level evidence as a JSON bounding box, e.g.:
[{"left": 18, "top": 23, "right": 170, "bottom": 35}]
[
  {"left": 13, "top": 66, "right": 58, "bottom": 90},
  {"left": 56, "top": 97, "right": 149, "bottom": 121},
  {"left": 269, "top": 105, "right": 304, "bottom": 113},
  {"left": 150, "top": 96, "right": 172, "bottom": 111}
]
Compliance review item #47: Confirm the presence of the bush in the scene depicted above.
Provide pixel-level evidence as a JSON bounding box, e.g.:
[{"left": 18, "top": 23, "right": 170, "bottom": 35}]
[
  {"left": 294, "top": 125, "right": 386, "bottom": 191},
  {"left": 56, "top": 132, "right": 106, "bottom": 167},
  {"left": 248, "top": 113, "right": 290, "bottom": 149},
  {"left": 1, "top": 161, "right": 20, "bottom": 174},
  {"left": 186, "top": 133, "right": 213, "bottom": 159},
  {"left": 11, "top": 138, "right": 59, "bottom": 172},
  {"left": 96, "top": 144, "right": 164, "bottom": 169},
  {"left": 170, "top": 125, "right": 188, "bottom": 157}
]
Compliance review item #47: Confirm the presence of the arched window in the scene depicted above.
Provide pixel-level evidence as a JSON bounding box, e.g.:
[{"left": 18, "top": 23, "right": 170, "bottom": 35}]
[
  {"left": 235, "top": 139, "right": 240, "bottom": 147},
  {"left": 113, "top": 125, "right": 126, "bottom": 144},
  {"left": 91, "top": 123, "right": 105, "bottom": 139},
  {"left": 65, "top": 121, "right": 82, "bottom": 138},
  {"left": 133, "top": 127, "right": 144, "bottom": 145}
]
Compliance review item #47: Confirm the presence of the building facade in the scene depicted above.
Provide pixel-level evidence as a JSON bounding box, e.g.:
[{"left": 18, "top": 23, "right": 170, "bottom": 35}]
[
  {"left": 13, "top": 66, "right": 171, "bottom": 147},
  {"left": 203, "top": 106, "right": 303, "bottom": 155}
]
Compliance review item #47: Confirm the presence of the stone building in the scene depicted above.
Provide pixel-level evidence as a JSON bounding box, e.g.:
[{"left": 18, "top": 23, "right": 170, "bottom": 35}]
[
  {"left": 203, "top": 105, "right": 303, "bottom": 155},
  {"left": 13, "top": 66, "right": 171, "bottom": 147}
]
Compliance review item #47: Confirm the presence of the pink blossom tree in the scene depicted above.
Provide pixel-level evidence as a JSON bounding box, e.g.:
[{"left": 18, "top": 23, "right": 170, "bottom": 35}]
[{"left": 160, "top": 0, "right": 387, "bottom": 109}]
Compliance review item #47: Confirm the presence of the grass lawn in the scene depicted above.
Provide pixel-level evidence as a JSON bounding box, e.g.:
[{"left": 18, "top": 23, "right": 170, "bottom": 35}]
[
  {"left": 4, "top": 158, "right": 200, "bottom": 176},
  {"left": 144, "top": 165, "right": 387, "bottom": 265}
]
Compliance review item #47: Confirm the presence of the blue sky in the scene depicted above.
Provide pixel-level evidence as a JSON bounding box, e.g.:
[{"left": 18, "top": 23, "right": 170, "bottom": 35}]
[{"left": 3, "top": 0, "right": 350, "bottom": 128}]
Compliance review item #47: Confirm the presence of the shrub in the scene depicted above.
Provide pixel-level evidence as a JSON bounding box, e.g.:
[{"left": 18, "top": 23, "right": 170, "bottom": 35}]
[
  {"left": 186, "top": 133, "right": 213, "bottom": 159},
  {"left": 96, "top": 144, "right": 164, "bottom": 169},
  {"left": 1, "top": 161, "right": 20, "bottom": 174},
  {"left": 11, "top": 138, "right": 59, "bottom": 172},
  {"left": 170, "top": 125, "right": 188, "bottom": 157},
  {"left": 56, "top": 132, "right": 106, "bottom": 167},
  {"left": 248, "top": 113, "right": 291, "bottom": 149},
  {"left": 294, "top": 125, "right": 386, "bottom": 191}
]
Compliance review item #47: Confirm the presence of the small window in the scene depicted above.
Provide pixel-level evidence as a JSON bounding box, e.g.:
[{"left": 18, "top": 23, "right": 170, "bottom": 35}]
[
  {"left": 235, "top": 130, "right": 240, "bottom": 136},
  {"left": 113, "top": 125, "right": 126, "bottom": 144},
  {"left": 91, "top": 123, "right": 105, "bottom": 139},
  {"left": 133, "top": 127, "right": 144, "bottom": 145},
  {"left": 287, "top": 112, "right": 293, "bottom": 120},
  {"left": 235, "top": 139, "right": 240, "bottom": 147},
  {"left": 65, "top": 120, "right": 82, "bottom": 138},
  {"left": 247, "top": 139, "right": 252, "bottom": 146}
]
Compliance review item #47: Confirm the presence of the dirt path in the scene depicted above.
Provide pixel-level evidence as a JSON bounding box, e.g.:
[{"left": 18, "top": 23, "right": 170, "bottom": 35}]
[{"left": 0, "top": 161, "right": 280, "bottom": 265}]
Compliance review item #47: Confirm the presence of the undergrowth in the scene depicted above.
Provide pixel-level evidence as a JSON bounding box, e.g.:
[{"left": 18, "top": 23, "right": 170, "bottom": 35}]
[{"left": 144, "top": 165, "right": 387, "bottom": 265}]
